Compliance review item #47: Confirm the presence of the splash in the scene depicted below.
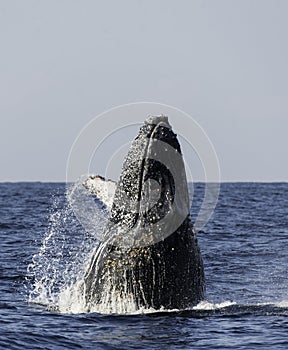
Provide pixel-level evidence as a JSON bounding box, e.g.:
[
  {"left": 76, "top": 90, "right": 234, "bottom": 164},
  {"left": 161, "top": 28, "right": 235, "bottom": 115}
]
[{"left": 27, "top": 179, "right": 107, "bottom": 313}]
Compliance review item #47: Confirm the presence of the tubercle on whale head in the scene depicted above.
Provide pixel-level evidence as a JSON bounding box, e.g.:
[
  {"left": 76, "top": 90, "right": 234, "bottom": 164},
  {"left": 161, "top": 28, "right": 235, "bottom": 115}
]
[{"left": 144, "top": 115, "right": 171, "bottom": 128}]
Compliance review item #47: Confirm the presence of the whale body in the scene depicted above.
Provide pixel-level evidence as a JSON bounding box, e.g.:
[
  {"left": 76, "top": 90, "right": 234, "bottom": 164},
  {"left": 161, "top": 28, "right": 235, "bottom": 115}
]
[{"left": 84, "top": 116, "right": 205, "bottom": 311}]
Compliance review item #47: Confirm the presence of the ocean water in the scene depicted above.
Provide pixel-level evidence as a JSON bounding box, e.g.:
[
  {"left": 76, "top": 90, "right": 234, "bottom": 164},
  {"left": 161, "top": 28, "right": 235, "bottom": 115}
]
[{"left": 1, "top": 182, "right": 288, "bottom": 349}]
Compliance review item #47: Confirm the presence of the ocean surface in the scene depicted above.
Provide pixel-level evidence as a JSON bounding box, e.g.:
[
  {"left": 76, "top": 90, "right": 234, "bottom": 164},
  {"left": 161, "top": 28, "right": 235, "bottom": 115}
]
[{"left": 1, "top": 182, "right": 288, "bottom": 349}]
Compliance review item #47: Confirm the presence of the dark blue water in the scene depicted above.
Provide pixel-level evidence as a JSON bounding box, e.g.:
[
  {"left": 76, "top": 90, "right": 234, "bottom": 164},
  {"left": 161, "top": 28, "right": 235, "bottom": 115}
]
[{"left": 1, "top": 182, "right": 288, "bottom": 349}]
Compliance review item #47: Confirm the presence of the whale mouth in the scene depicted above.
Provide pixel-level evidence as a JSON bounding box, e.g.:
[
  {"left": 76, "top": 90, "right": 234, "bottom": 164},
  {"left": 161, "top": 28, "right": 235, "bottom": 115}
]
[{"left": 106, "top": 115, "right": 190, "bottom": 247}]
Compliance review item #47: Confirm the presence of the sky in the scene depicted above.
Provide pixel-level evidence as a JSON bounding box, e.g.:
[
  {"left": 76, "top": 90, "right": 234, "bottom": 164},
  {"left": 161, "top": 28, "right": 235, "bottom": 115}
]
[{"left": 1, "top": 0, "right": 288, "bottom": 182}]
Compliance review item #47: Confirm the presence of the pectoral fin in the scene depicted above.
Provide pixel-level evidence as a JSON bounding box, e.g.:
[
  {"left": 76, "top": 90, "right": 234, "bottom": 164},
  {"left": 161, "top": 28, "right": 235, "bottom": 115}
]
[{"left": 83, "top": 175, "right": 116, "bottom": 210}]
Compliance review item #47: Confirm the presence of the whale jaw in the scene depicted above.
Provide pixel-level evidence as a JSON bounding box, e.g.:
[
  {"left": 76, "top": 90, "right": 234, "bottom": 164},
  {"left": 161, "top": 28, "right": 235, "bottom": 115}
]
[{"left": 84, "top": 116, "right": 205, "bottom": 312}]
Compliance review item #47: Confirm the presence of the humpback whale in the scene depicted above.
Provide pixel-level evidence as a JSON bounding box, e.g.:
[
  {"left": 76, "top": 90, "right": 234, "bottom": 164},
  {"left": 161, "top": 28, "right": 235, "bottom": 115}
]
[{"left": 83, "top": 116, "right": 205, "bottom": 312}]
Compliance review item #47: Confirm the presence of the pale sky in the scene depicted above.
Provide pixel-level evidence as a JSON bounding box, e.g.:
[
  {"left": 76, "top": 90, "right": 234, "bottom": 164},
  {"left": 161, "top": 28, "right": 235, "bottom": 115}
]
[{"left": 1, "top": 0, "right": 287, "bottom": 182}]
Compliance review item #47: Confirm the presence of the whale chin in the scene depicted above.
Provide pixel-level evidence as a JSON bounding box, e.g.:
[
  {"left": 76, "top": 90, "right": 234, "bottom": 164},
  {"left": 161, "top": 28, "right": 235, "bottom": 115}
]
[{"left": 83, "top": 115, "right": 205, "bottom": 312}]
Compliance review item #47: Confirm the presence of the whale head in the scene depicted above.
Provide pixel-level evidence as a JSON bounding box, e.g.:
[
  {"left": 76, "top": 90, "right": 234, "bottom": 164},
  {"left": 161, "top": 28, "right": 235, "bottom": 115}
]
[
  {"left": 84, "top": 116, "right": 205, "bottom": 312},
  {"left": 106, "top": 115, "right": 191, "bottom": 248}
]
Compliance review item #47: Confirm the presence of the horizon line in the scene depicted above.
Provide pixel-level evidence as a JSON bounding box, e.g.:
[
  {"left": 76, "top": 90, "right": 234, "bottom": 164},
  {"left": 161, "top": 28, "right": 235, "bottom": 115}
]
[{"left": 1, "top": 180, "right": 288, "bottom": 184}]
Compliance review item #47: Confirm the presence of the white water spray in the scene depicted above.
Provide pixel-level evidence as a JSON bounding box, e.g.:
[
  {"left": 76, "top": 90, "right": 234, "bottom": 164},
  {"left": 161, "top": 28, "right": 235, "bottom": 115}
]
[{"left": 27, "top": 180, "right": 107, "bottom": 313}]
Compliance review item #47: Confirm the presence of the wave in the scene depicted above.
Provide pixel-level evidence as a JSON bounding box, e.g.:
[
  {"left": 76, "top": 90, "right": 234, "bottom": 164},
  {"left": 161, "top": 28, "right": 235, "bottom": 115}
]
[{"left": 138, "top": 300, "right": 288, "bottom": 318}]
